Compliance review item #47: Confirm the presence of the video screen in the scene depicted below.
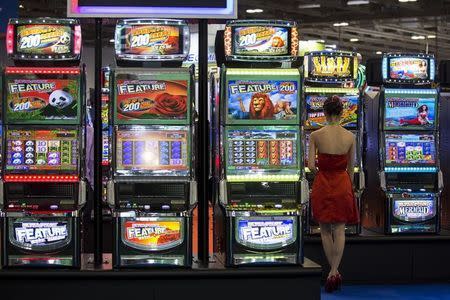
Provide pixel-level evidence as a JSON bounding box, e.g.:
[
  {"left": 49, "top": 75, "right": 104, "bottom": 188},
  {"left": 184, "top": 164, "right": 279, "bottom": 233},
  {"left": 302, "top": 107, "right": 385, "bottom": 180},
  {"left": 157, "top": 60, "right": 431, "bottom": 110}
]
[
  {"left": 227, "top": 79, "right": 298, "bottom": 122},
  {"left": 227, "top": 127, "right": 298, "bottom": 174},
  {"left": 122, "top": 25, "right": 182, "bottom": 56},
  {"left": 233, "top": 26, "right": 289, "bottom": 56},
  {"left": 6, "top": 129, "right": 78, "bottom": 173},
  {"left": 305, "top": 94, "right": 358, "bottom": 128},
  {"left": 389, "top": 57, "right": 429, "bottom": 81},
  {"left": 115, "top": 78, "right": 188, "bottom": 122},
  {"left": 384, "top": 95, "right": 436, "bottom": 130},
  {"left": 16, "top": 25, "right": 73, "bottom": 56},
  {"left": 393, "top": 197, "right": 435, "bottom": 222},
  {"left": 6, "top": 76, "right": 80, "bottom": 123},
  {"left": 385, "top": 134, "right": 435, "bottom": 166},
  {"left": 308, "top": 53, "right": 355, "bottom": 79},
  {"left": 115, "top": 127, "right": 189, "bottom": 175}
]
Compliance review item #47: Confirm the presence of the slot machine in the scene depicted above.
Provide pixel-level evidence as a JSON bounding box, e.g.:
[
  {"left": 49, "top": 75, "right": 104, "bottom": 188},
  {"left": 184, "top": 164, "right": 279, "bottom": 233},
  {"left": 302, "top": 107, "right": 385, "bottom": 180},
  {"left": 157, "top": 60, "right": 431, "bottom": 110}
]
[
  {"left": 377, "top": 53, "right": 442, "bottom": 234},
  {"left": 107, "top": 19, "right": 196, "bottom": 268},
  {"left": 213, "top": 20, "right": 308, "bottom": 266},
  {"left": 302, "top": 51, "right": 365, "bottom": 235},
  {"left": 1, "top": 18, "right": 85, "bottom": 268}
]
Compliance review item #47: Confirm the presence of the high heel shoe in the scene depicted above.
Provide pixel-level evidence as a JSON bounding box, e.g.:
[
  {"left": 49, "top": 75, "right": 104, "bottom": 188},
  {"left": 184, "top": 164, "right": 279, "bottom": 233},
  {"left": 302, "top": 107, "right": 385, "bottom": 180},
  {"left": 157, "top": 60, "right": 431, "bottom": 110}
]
[
  {"left": 335, "top": 273, "right": 342, "bottom": 290},
  {"left": 324, "top": 275, "right": 337, "bottom": 293}
]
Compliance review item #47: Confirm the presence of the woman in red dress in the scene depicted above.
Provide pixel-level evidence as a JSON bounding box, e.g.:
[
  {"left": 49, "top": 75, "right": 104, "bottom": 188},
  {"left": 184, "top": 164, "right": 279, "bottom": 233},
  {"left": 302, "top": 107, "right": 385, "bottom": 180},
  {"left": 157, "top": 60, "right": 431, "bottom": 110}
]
[{"left": 308, "top": 95, "right": 359, "bottom": 292}]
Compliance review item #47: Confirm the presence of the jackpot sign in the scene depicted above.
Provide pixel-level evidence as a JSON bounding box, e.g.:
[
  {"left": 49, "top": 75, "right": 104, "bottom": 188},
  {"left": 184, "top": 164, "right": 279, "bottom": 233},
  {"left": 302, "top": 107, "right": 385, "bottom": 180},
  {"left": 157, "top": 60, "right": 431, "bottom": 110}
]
[
  {"left": 237, "top": 218, "right": 296, "bottom": 250},
  {"left": 11, "top": 219, "right": 70, "bottom": 251},
  {"left": 16, "top": 25, "right": 72, "bottom": 55}
]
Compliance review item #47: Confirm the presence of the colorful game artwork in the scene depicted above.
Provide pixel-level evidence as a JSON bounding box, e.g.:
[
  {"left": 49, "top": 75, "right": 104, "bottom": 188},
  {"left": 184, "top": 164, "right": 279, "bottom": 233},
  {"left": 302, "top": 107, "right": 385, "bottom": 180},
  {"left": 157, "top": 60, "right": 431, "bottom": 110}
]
[
  {"left": 233, "top": 26, "right": 289, "bottom": 56},
  {"left": 16, "top": 25, "right": 72, "bottom": 55},
  {"left": 227, "top": 128, "right": 298, "bottom": 174},
  {"left": 309, "top": 54, "right": 354, "bottom": 78},
  {"left": 385, "top": 134, "right": 435, "bottom": 165},
  {"left": 393, "top": 198, "right": 435, "bottom": 222},
  {"left": 305, "top": 94, "right": 358, "bottom": 128},
  {"left": 385, "top": 96, "right": 436, "bottom": 129},
  {"left": 115, "top": 79, "right": 188, "bottom": 122},
  {"left": 124, "top": 25, "right": 181, "bottom": 56},
  {"left": 6, "top": 78, "right": 79, "bottom": 123},
  {"left": 6, "top": 129, "right": 78, "bottom": 173},
  {"left": 115, "top": 128, "right": 189, "bottom": 174},
  {"left": 227, "top": 80, "right": 298, "bottom": 122},
  {"left": 389, "top": 57, "right": 428, "bottom": 80}
]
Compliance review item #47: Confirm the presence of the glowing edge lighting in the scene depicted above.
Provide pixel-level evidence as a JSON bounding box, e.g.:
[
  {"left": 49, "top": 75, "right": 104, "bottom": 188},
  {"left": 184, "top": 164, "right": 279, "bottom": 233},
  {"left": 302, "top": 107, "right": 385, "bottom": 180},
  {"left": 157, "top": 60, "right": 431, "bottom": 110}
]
[
  {"left": 5, "top": 67, "right": 80, "bottom": 74},
  {"left": 227, "top": 175, "right": 300, "bottom": 182},
  {"left": 382, "top": 57, "right": 388, "bottom": 80},
  {"left": 384, "top": 167, "right": 437, "bottom": 173},
  {"left": 4, "top": 175, "right": 79, "bottom": 182},
  {"left": 305, "top": 87, "right": 359, "bottom": 94},
  {"left": 68, "top": 0, "right": 237, "bottom": 18},
  {"left": 384, "top": 88, "right": 437, "bottom": 94},
  {"left": 226, "top": 68, "right": 300, "bottom": 76},
  {"left": 6, "top": 24, "right": 14, "bottom": 54}
]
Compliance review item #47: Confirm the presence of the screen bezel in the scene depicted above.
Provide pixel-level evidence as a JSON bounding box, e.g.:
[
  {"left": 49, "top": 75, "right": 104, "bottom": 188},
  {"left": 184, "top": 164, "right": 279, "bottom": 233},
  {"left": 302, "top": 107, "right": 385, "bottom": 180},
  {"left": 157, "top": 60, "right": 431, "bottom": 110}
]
[
  {"left": 383, "top": 53, "right": 435, "bottom": 83},
  {"left": 304, "top": 51, "right": 358, "bottom": 83},
  {"left": 113, "top": 125, "right": 191, "bottom": 177},
  {"left": 115, "top": 19, "right": 189, "bottom": 62},
  {"left": 383, "top": 132, "right": 437, "bottom": 167},
  {"left": 8, "top": 18, "right": 81, "bottom": 61},
  {"left": 224, "top": 125, "right": 301, "bottom": 177},
  {"left": 4, "top": 125, "right": 80, "bottom": 175}
]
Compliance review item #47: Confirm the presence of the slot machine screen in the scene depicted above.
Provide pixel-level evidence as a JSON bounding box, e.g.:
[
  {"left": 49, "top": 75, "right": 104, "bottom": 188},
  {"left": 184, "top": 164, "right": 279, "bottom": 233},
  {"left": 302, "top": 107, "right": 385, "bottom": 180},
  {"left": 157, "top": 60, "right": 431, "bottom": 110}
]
[
  {"left": 226, "top": 127, "right": 299, "bottom": 175},
  {"left": 385, "top": 134, "right": 435, "bottom": 166},
  {"left": 388, "top": 57, "right": 429, "bottom": 81},
  {"left": 305, "top": 52, "right": 357, "bottom": 81},
  {"left": 115, "top": 126, "right": 189, "bottom": 176},
  {"left": 384, "top": 94, "right": 436, "bottom": 130},
  {"left": 6, "top": 129, "right": 79, "bottom": 174},
  {"left": 227, "top": 79, "right": 299, "bottom": 123},
  {"left": 305, "top": 94, "right": 358, "bottom": 129},
  {"left": 233, "top": 26, "right": 290, "bottom": 56},
  {"left": 115, "top": 20, "right": 189, "bottom": 60}
]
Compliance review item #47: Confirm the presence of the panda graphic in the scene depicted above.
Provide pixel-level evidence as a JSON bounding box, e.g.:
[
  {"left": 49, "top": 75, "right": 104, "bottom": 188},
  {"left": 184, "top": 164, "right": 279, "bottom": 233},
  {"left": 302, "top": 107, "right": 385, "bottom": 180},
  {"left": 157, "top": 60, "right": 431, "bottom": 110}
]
[{"left": 42, "top": 89, "right": 77, "bottom": 119}]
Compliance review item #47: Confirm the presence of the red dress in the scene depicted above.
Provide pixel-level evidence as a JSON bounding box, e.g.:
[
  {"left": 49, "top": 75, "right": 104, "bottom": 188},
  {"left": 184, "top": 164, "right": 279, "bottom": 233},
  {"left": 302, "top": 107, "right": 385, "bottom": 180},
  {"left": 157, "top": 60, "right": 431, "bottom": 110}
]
[{"left": 311, "top": 153, "right": 359, "bottom": 224}]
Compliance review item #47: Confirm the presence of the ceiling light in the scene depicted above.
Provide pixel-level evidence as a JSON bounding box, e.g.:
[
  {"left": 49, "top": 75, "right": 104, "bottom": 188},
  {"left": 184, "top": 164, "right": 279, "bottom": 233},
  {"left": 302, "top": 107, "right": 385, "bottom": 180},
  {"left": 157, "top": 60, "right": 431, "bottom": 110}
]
[
  {"left": 350, "top": 38, "right": 359, "bottom": 42},
  {"left": 376, "top": 51, "right": 383, "bottom": 55},
  {"left": 19, "top": 4, "right": 24, "bottom": 8},
  {"left": 246, "top": 8, "right": 263, "bottom": 13},
  {"left": 109, "top": 39, "right": 115, "bottom": 43},
  {"left": 427, "top": 35, "right": 436, "bottom": 39},
  {"left": 411, "top": 35, "right": 425, "bottom": 40},
  {"left": 333, "top": 22, "right": 349, "bottom": 27},
  {"left": 298, "top": 4, "right": 321, "bottom": 8},
  {"left": 325, "top": 44, "right": 337, "bottom": 49},
  {"left": 347, "top": 0, "right": 370, "bottom": 5},
  {"left": 307, "top": 39, "right": 325, "bottom": 43}
]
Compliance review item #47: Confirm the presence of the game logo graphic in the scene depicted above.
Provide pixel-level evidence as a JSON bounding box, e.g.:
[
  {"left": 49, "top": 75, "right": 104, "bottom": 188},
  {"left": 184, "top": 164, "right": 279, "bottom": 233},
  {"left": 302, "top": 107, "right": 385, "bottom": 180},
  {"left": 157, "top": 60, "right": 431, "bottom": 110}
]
[
  {"left": 309, "top": 54, "right": 354, "bottom": 78},
  {"left": 236, "top": 218, "right": 296, "bottom": 250},
  {"left": 305, "top": 94, "right": 358, "bottom": 128},
  {"left": 10, "top": 219, "right": 71, "bottom": 251},
  {"left": 393, "top": 199, "right": 435, "bottom": 222},
  {"left": 6, "top": 78, "right": 79, "bottom": 123},
  {"left": 116, "top": 79, "right": 188, "bottom": 121},
  {"left": 385, "top": 96, "right": 435, "bottom": 129},
  {"left": 227, "top": 128, "right": 298, "bottom": 174},
  {"left": 227, "top": 80, "right": 298, "bottom": 121},
  {"left": 124, "top": 25, "right": 180, "bottom": 56},
  {"left": 233, "top": 26, "right": 289, "bottom": 56},
  {"left": 6, "top": 129, "right": 78, "bottom": 173},
  {"left": 16, "top": 25, "right": 72, "bottom": 55},
  {"left": 385, "top": 134, "right": 435, "bottom": 165},
  {"left": 389, "top": 57, "right": 428, "bottom": 80},
  {"left": 122, "top": 219, "right": 183, "bottom": 251},
  {"left": 116, "top": 128, "right": 189, "bottom": 174}
]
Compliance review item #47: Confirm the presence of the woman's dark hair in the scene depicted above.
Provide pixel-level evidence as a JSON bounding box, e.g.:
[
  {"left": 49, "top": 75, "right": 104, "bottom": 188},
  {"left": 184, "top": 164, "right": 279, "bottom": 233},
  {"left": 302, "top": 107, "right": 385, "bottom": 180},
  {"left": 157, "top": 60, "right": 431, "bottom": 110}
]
[
  {"left": 323, "top": 95, "right": 343, "bottom": 116},
  {"left": 418, "top": 104, "right": 428, "bottom": 112}
]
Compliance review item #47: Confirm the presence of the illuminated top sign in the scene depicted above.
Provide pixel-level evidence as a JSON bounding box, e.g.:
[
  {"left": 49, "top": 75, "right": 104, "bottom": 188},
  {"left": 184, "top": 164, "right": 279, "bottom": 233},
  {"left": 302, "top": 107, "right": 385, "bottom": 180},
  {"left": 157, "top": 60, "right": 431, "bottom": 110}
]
[
  {"left": 304, "top": 51, "right": 358, "bottom": 83},
  {"left": 67, "top": 0, "right": 237, "bottom": 19},
  {"left": 382, "top": 53, "right": 435, "bottom": 84},
  {"left": 224, "top": 20, "right": 299, "bottom": 62},
  {"left": 115, "top": 19, "right": 190, "bottom": 62},
  {"left": 7, "top": 18, "right": 81, "bottom": 61}
]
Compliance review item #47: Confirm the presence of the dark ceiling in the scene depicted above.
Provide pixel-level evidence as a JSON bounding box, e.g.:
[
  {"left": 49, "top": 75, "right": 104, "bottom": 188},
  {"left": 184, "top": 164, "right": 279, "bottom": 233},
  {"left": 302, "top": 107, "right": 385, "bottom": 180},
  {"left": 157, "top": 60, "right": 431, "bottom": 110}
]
[{"left": 14, "top": 0, "right": 450, "bottom": 60}]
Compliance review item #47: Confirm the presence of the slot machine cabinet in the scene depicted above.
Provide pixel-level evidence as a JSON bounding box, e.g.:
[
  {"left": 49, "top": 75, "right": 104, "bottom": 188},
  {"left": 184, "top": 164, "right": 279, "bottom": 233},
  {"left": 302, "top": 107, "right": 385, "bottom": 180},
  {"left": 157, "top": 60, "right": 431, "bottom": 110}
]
[
  {"left": 302, "top": 51, "right": 365, "bottom": 235},
  {"left": 375, "top": 53, "right": 442, "bottom": 234},
  {"left": 213, "top": 20, "right": 307, "bottom": 266},
  {"left": 108, "top": 19, "right": 196, "bottom": 268},
  {"left": 1, "top": 18, "right": 85, "bottom": 268}
]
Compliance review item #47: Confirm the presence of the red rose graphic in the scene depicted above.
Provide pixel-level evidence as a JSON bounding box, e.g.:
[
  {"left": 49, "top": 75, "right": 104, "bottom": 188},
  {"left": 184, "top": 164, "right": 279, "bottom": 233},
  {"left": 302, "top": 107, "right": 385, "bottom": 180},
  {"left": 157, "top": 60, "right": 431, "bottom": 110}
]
[{"left": 153, "top": 93, "right": 187, "bottom": 117}]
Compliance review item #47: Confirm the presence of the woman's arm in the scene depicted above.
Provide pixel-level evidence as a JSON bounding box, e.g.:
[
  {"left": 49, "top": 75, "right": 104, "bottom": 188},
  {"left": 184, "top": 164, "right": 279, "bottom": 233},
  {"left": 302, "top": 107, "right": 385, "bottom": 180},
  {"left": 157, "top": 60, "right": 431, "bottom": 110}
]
[
  {"left": 308, "top": 132, "right": 317, "bottom": 174},
  {"left": 347, "top": 135, "right": 356, "bottom": 187}
]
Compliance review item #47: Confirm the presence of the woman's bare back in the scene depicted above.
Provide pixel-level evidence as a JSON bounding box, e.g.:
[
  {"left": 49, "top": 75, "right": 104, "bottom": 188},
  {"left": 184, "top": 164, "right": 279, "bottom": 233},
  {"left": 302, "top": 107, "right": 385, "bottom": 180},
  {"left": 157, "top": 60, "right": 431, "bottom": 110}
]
[{"left": 311, "top": 126, "right": 355, "bottom": 155}]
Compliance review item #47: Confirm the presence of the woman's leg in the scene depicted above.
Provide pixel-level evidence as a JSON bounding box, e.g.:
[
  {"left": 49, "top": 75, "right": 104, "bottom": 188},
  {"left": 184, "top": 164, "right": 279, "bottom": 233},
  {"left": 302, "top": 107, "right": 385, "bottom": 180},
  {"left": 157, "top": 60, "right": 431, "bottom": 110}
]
[
  {"left": 319, "top": 223, "right": 334, "bottom": 277},
  {"left": 331, "top": 223, "right": 346, "bottom": 276}
]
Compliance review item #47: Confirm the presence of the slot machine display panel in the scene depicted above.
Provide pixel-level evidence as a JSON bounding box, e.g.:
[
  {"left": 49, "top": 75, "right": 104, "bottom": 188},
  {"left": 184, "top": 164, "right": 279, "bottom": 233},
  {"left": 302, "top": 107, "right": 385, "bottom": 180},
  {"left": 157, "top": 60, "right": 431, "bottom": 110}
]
[
  {"left": 383, "top": 133, "right": 436, "bottom": 167},
  {"left": 382, "top": 53, "right": 435, "bottom": 84},
  {"left": 303, "top": 51, "right": 358, "bottom": 83}
]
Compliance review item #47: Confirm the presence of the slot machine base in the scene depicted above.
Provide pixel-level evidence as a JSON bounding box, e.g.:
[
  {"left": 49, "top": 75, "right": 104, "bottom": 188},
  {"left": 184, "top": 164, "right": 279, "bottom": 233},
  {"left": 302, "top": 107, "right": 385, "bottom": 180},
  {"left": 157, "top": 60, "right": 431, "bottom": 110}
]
[
  {"left": 1, "top": 211, "right": 81, "bottom": 268},
  {"left": 113, "top": 210, "right": 192, "bottom": 268},
  {"left": 224, "top": 210, "right": 303, "bottom": 267}
]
